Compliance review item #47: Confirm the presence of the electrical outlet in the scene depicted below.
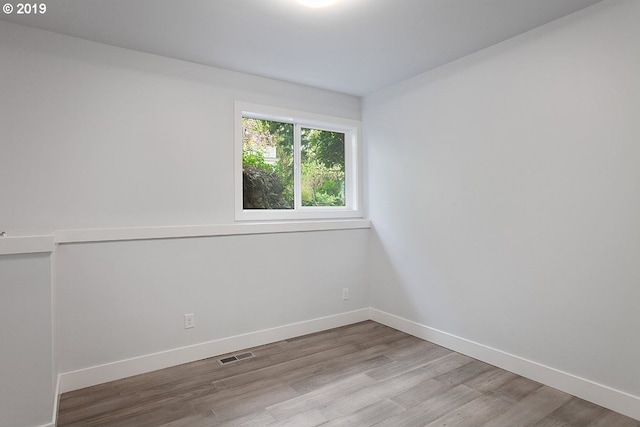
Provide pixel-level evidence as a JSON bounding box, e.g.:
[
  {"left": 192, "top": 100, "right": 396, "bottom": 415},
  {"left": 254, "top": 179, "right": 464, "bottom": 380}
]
[
  {"left": 342, "top": 288, "right": 349, "bottom": 300},
  {"left": 184, "top": 313, "right": 195, "bottom": 329}
]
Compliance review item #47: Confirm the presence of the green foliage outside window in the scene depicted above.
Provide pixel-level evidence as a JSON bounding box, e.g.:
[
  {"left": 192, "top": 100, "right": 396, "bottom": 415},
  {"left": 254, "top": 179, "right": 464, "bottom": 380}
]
[{"left": 242, "top": 117, "right": 345, "bottom": 209}]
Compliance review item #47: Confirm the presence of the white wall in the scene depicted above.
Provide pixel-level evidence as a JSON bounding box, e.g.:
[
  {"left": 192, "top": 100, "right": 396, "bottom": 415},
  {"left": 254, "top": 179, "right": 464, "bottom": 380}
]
[
  {"left": 0, "top": 254, "right": 53, "bottom": 427},
  {"left": 1, "top": 20, "right": 368, "bottom": 426},
  {"left": 56, "top": 230, "right": 369, "bottom": 374},
  {"left": 365, "top": 0, "right": 640, "bottom": 411}
]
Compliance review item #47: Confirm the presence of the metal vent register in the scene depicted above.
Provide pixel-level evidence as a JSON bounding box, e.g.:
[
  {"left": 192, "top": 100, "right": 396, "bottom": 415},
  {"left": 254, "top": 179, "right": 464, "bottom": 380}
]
[{"left": 218, "top": 351, "right": 256, "bottom": 365}]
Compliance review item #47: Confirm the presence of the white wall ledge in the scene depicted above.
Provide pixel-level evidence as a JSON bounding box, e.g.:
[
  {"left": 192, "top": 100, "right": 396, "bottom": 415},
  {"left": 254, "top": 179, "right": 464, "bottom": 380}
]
[
  {"left": 0, "top": 235, "right": 55, "bottom": 256},
  {"left": 54, "top": 219, "right": 371, "bottom": 244},
  {"left": 0, "top": 220, "right": 370, "bottom": 253}
]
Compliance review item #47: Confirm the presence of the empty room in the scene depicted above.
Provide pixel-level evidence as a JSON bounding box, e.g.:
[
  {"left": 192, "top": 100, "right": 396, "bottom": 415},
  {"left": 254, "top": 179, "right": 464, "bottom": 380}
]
[{"left": 1, "top": 0, "right": 639, "bottom": 426}]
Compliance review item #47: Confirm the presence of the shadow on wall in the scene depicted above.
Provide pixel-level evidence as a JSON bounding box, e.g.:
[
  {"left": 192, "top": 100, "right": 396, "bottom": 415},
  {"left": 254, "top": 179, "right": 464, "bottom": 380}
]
[
  {"left": 366, "top": 222, "right": 477, "bottom": 334},
  {"left": 367, "top": 225, "right": 420, "bottom": 321}
]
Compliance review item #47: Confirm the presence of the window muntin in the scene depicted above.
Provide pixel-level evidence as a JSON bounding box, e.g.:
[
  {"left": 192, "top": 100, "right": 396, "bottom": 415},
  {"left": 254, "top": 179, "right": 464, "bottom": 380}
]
[{"left": 235, "top": 103, "right": 361, "bottom": 221}]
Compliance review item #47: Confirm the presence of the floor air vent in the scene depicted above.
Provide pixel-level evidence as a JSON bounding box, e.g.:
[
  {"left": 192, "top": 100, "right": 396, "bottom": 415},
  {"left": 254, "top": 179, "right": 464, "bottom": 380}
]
[{"left": 218, "top": 351, "right": 255, "bottom": 365}]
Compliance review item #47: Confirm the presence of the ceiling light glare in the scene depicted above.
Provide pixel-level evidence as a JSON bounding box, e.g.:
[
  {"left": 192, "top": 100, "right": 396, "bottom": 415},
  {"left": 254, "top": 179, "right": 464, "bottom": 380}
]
[{"left": 297, "top": 0, "right": 339, "bottom": 8}]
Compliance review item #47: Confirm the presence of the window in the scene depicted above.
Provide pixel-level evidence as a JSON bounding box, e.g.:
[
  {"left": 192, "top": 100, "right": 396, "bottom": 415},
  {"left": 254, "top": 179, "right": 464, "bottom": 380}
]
[{"left": 235, "top": 102, "right": 361, "bottom": 220}]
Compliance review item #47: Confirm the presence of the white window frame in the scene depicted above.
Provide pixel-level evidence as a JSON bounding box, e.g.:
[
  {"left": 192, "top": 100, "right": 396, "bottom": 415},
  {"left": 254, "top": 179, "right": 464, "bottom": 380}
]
[{"left": 235, "top": 102, "right": 362, "bottom": 221}]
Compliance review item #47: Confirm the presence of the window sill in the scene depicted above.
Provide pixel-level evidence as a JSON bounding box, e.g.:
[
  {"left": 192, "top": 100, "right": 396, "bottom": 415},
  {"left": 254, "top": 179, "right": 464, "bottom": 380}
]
[
  {"left": 54, "top": 219, "right": 371, "bottom": 244},
  {"left": 235, "top": 208, "right": 363, "bottom": 222}
]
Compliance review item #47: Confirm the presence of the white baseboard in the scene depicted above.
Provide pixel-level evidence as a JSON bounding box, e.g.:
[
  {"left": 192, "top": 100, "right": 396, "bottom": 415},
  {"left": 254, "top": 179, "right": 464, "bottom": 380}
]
[
  {"left": 59, "top": 308, "right": 370, "bottom": 393},
  {"left": 369, "top": 308, "right": 640, "bottom": 421}
]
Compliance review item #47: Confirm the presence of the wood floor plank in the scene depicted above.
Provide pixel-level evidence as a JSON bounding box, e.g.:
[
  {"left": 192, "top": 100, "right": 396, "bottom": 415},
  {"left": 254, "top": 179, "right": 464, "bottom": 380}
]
[
  {"left": 480, "top": 385, "right": 573, "bottom": 427},
  {"left": 321, "top": 371, "right": 447, "bottom": 419},
  {"left": 433, "top": 359, "right": 495, "bottom": 387},
  {"left": 266, "top": 408, "right": 328, "bottom": 426},
  {"left": 379, "top": 384, "right": 482, "bottom": 426},
  {"left": 215, "top": 410, "right": 277, "bottom": 427},
  {"left": 321, "top": 398, "right": 405, "bottom": 427},
  {"left": 157, "top": 410, "right": 219, "bottom": 427},
  {"left": 585, "top": 411, "right": 640, "bottom": 427},
  {"left": 61, "top": 398, "right": 202, "bottom": 427},
  {"left": 423, "top": 394, "right": 511, "bottom": 427},
  {"left": 531, "top": 417, "right": 574, "bottom": 427},
  {"left": 353, "top": 327, "right": 416, "bottom": 350},
  {"left": 462, "top": 366, "right": 520, "bottom": 393},
  {"left": 57, "top": 321, "right": 639, "bottom": 427},
  {"left": 547, "top": 397, "right": 607, "bottom": 427},
  {"left": 366, "top": 350, "right": 472, "bottom": 382},
  {"left": 266, "top": 373, "right": 377, "bottom": 421},
  {"left": 195, "top": 384, "right": 300, "bottom": 422},
  {"left": 385, "top": 335, "right": 438, "bottom": 355},
  {"left": 288, "top": 352, "right": 392, "bottom": 394},
  {"left": 486, "top": 374, "right": 544, "bottom": 404},
  {"left": 382, "top": 377, "right": 450, "bottom": 410}
]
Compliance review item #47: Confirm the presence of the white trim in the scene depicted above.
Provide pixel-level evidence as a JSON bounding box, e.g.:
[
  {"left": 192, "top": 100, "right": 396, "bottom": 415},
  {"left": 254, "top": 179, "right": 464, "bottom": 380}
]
[
  {"left": 369, "top": 308, "right": 640, "bottom": 421},
  {"left": 0, "top": 235, "right": 54, "bottom": 256},
  {"left": 59, "top": 308, "right": 370, "bottom": 393},
  {"left": 236, "top": 208, "right": 363, "bottom": 221},
  {"left": 237, "top": 102, "right": 361, "bottom": 131},
  {"left": 235, "top": 101, "right": 246, "bottom": 219},
  {"left": 294, "top": 122, "right": 302, "bottom": 209},
  {"left": 54, "top": 219, "right": 370, "bottom": 244}
]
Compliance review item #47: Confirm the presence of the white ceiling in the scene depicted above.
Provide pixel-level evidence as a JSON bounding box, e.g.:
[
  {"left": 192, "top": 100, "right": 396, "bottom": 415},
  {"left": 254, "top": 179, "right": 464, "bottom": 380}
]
[{"left": 1, "top": 0, "right": 603, "bottom": 96}]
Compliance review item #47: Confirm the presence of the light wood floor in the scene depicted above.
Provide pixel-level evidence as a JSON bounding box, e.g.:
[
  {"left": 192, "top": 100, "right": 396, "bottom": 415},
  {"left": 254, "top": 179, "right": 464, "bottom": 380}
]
[{"left": 58, "top": 321, "right": 639, "bottom": 427}]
